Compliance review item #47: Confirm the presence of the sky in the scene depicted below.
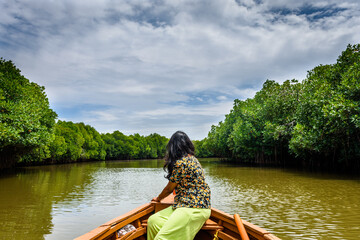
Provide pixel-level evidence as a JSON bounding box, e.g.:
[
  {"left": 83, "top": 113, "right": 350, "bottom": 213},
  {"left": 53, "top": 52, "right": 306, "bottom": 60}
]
[{"left": 1, "top": 0, "right": 360, "bottom": 140}]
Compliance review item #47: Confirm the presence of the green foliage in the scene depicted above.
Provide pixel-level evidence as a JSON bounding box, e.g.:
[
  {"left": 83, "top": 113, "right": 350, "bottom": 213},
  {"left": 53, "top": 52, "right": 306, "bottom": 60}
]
[
  {"left": 4, "top": 44, "right": 359, "bottom": 171},
  {"left": 203, "top": 44, "right": 360, "bottom": 170},
  {"left": 0, "top": 58, "right": 57, "bottom": 168},
  {"left": 21, "top": 120, "right": 168, "bottom": 163},
  {"left": 0, "top": 59, "right": 171, "bottom": 167},
  {"left": 289, "top": 44, "right": 360, "bottom": 164},
  {"left": 102, "top": 131, "right": 167, "bottom": 160},
  {"left": 205, "top": 79, "right": 301, "bottom": 163},
  {"left": 193, "top": 139, "right": 214, "bottom": 158},
  {"left": 21, "top": 121, "right": 107, "bottom": 163}
]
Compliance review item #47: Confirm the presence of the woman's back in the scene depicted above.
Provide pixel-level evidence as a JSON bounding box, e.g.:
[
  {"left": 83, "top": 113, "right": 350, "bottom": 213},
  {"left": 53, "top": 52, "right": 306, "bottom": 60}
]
[{"left": 170, "top": 155, "right": 211, "bottom": 209}]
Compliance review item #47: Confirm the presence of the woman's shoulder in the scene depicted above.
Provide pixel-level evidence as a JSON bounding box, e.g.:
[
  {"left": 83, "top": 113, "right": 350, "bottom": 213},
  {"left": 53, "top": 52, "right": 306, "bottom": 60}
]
[
  {"left": 175, "top": 155, "right": 195, "bottom": 165},
  {"left": 179, "top": 155, "right": 200, "bottom": 166},
  {"left": 174, "top": 157, "right": 186, "bottom": 167}
]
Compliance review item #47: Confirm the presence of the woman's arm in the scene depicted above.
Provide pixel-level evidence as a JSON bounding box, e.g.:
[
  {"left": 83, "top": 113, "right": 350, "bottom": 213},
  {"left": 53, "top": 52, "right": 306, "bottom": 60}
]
[{"left": 152, "top": 181, "right": 178, "bottom": 202}]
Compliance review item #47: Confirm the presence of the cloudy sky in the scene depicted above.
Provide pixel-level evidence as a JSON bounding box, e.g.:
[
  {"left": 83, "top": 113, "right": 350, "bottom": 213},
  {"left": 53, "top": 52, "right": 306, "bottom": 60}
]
[{"left": 1, "top": 0, "right": 360, "bottom": 139}]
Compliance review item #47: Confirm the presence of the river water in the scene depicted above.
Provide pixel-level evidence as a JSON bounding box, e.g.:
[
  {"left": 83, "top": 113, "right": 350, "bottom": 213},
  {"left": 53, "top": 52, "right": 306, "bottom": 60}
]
[{"left": 0, "top": 159, "right": 359, "bottom": 240}]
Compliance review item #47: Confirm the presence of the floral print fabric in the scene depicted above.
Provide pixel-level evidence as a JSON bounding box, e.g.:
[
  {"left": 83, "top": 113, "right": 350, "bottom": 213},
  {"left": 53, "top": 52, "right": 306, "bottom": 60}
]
[{"left": 169, "top": 155, "right": 211, "bottom": 209}]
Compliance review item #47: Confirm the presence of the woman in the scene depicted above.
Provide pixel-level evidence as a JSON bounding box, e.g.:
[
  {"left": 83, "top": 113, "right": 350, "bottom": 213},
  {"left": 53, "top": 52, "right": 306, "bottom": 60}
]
[{"left": 148, "top": 131, "right": 211, "bottom": 240}]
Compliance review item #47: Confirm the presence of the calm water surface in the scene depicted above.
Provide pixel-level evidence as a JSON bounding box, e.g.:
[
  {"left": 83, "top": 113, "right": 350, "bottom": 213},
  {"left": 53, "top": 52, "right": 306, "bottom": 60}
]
[{"left": 0, "top": 159, "right": 359, "bottom": 240}]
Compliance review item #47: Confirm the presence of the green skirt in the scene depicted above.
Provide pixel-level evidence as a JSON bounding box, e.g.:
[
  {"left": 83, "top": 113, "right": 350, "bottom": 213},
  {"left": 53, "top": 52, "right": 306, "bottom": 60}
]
[{"left": 147, "top": 206, "right": 211, "bottom": 240}]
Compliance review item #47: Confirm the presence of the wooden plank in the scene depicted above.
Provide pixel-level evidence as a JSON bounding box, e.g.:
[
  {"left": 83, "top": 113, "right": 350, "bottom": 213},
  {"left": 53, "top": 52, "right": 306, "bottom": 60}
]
[
  {"left": 218, "top": 231, "right": 239, "bottom": 240},
  {"left": 208, "top": 230, "right": 238, "bottom": 240},
  {"left": 75, "top": 225, "right": 111, "bottom": 240},
  {"left": 201, "top": 225, "right": 224, "bottom": 231},
  {"left": 141, "top": 219, "right": 148, "bottom": 228},
  {"left": 223, "top": 221, "right": 240, "bottom": 234},
  {"left": 76, "top": 203, "right": 153, "bottom": 240},
  {"left": 242, "top": 219, "right": 271, "bottom": 238},
  {"left": 123, "top": 227, "right": 146, "bottom": 240},
  {"left": 117, "top": 229, "right": 136, "bottom": 240},
  {"left": 117, "top": 227, "right": 146, "bottom": 240},
  {"left": 100, "top": 207, "right": 154, "bottom": 240},
  {"left": 210, "top": 208, "right": 235, "bottom": 225},
  {"left": 264, "top": 233, "right": 282, "bottom": 240},
  {"left": 161, "top": 194, "right": 175, "bottom": 204},
  {"left": 154, "top": 194, "right": 174, "bottom": 212},
  {"left": 201, "top": 219, "right": 224, "bottom": 231},
  {"left": 211, "top": 208, "right": 273, "bottom": 240}
]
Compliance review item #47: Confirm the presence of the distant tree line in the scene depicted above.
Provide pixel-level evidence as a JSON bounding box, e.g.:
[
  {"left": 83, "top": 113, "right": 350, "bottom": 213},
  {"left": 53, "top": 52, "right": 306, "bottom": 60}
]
[
  {"left": 20, "top": 121, "right": 168, "bottom": 165},
  {"left": 196, "top": 44, "right": 360, "bottom": 171},
  {"left": 1, "top": 44, "right": 359, "bottom": 172},
  {"left": 0, "top": 58, "right": 168, "bottom": 169}
]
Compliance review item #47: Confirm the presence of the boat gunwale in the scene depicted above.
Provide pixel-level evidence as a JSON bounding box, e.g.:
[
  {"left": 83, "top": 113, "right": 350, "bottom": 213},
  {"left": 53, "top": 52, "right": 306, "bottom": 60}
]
[
  {"left": 75, "top": 203, "right": 154, "bottom": 240},
  {"left": 75, "top": 195, "right": 281, "bottom": 240},
  {"left": 210, "top": 207, "right": 281, "bottom": 240}
]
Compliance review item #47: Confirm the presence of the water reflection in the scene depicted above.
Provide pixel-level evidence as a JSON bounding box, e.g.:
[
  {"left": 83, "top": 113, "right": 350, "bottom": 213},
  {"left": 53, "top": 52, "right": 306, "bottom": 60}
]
[
  {"left": 0, "top": 163, "right": 96, "bottom": 240},
  {"left": 0, "top": 159, "right": 359, "bottom": 240},
  {"left": 202, "top": 160, "right": 360, "bottom": 240}
]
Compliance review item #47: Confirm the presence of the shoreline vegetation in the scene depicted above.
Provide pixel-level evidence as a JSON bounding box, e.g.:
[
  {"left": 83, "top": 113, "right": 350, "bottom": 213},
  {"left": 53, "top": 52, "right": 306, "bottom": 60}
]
[
  {"left": 196, "top": 44, "right": 360, "bottom": 173},
  {"left": 1, "top": 44, "right": 359, "bottom": 173}
]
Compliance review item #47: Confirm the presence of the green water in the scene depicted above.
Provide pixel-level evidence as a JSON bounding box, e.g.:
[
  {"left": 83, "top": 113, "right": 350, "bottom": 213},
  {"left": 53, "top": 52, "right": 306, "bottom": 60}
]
[{"left": 0, "top": 159, "right": 359, "bottom": 240}]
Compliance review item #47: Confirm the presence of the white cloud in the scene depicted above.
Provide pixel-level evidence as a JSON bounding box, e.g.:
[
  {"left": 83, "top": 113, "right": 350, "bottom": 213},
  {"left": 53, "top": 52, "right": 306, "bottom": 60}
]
[
  {"left": 1, "top": 0, "right": 360, "bottom": 139},
  {"left": 135, "top": 101, "right": 233, "bottom": 117}
]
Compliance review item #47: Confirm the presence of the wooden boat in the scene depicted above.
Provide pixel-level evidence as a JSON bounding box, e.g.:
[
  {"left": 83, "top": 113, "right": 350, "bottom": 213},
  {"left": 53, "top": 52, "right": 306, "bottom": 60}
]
[{"left": 75, "top": 195, "right": 280, "bottom": 240}]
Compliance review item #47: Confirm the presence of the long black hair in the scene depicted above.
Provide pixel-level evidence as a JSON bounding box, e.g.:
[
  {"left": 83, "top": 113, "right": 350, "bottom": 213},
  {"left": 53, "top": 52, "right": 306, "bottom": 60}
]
[{"left": 164, "top": 131, "right": 195, "bottom": 180}]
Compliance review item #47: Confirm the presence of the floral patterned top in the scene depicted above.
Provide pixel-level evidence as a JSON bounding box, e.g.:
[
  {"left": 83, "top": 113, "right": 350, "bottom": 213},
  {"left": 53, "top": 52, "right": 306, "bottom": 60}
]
[{"left": 169, "top": 155, "right": 211, "bottom": 209}]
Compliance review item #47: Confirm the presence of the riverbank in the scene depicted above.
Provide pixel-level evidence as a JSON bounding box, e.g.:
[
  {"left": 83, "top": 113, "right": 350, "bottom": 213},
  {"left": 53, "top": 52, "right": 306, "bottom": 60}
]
[
  {"left": 7, "top": 154, "right": 359, "bottom": 176},
  {"left": 220, "top": 157, "right": 360, "bottom": 175},
  {"left": 14, "top": 157, "right": 165, "bottom": 168}
]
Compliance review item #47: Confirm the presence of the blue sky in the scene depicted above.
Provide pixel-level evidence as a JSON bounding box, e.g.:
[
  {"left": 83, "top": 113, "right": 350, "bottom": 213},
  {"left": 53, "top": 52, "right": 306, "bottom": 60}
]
[{"left": 1, "top": 0, "right": 360, "bottom": 140}]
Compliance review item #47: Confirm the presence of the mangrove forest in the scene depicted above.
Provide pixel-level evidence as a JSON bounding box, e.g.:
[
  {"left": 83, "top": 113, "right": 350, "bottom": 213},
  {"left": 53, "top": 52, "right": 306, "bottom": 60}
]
[
  {"left": 197, "top": 44, "right": 360, "bottom": 172},
  {"left": 1, "top": 44, "right": 359, "bottom": 172}
]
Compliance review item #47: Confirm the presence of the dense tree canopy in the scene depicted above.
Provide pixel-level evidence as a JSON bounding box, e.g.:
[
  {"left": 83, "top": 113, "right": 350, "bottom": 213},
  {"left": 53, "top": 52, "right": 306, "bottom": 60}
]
[
  {"left": 0, "top": 58, "right": 168, "bottom": 168},
  {"left": 289, "top": 44, "right": 360, "bottom": 166},
  {"left": 0, "top": 59, "right": 57, "bottom": 168},
  {"left": 49, "top": 121, "right": 107, "bottom": 162},
  {"left": 199, "top": 44, "right": 360, "bottom": 171},
  {"left": 2, "top": 44, "right": 359, "bottom": 172},
  {"left": 102, "top": 131, "right": 167, "bottom": 160},
  {"left": 20, "top": 121, "right": 168, "bottom": 165}
]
